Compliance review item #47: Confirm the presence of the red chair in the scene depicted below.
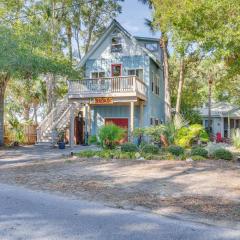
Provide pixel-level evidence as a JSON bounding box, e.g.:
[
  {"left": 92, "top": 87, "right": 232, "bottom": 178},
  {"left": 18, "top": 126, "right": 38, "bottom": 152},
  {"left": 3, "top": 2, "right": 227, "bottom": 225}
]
[{"left": 216, "top": 132, "right": 222, "bottom": 143}]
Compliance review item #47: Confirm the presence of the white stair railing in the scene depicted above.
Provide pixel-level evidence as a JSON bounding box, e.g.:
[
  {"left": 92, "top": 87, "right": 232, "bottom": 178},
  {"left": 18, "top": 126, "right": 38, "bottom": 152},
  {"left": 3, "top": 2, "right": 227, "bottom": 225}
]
[{"left": 37, "top": 96, "right": 70, "bottom": 142}]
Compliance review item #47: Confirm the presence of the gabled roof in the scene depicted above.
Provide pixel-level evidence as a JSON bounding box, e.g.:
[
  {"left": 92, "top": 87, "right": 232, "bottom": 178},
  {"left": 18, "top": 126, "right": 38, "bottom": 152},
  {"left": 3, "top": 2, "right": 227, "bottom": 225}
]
[
  {"left": 79, "top": 19, "right": 162, "bottom": 68},
  {"left": 199, "top": 102, "right": 240, "bottom": 117}
]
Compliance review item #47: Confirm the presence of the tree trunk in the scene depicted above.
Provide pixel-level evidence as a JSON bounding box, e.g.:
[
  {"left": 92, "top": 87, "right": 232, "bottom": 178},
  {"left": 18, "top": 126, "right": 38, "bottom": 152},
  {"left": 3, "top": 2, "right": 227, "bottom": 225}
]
[
  {"left": 23, "top": 104, "right": 30, "bottom": 122},
  {"left": 66, "top": 23, "right": 73, "bottom": 64},
  {"left": 46, "top": 74, "right": 56, "bottom": 114},
  {"left": 175, "top": 57, "right": 185, "bottom": 115},
  {"left": 0, "top": 87, "right": 5, "bottom": 146},
  {"left": 33, "top": 103, "right": 38, "bottom": 125},
  {"left": 85, "top": 24, "right": 94, "bottom": 55},
  {"left": 74, "top": 28, "right": 82, "bottom": 60},
  {"left": 160, "top": 35, "right": 171, "bottom": 122},
  {"left": 0, "top": 73, "right": 9, "bottom": 146},
  {"left": 208, "top": 77, "right": 213, "bottom": 134},
  {"left": 45, "top": 0, "right": 57, "bottom": 114}
]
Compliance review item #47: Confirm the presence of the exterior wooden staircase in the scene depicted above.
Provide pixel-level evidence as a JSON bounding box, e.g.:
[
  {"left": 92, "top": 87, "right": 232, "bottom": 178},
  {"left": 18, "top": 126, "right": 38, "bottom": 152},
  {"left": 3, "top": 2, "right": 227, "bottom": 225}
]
[{"left": 36, "top": 96, "right": 71, "bottom": 145}]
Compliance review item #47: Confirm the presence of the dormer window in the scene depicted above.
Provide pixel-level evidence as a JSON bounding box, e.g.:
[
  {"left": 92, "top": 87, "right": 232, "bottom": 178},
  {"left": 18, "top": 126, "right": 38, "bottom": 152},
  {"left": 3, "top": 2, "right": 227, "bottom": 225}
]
[
  {"left": 111, "top": 37, "right": 122, "bottom": 53},
  {"left": 145, "top": 43, "right": 158, "bottom": 52}
]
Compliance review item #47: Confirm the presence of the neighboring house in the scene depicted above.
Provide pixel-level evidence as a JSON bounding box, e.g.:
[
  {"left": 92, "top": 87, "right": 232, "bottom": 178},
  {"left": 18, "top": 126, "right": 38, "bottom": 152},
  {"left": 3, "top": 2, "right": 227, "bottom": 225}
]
[
  {"left": 37, "top": 20, "right": 165, "bottom": 145},
  {"left": 199, "top": 102, "right": 240, "bottom": 138}
]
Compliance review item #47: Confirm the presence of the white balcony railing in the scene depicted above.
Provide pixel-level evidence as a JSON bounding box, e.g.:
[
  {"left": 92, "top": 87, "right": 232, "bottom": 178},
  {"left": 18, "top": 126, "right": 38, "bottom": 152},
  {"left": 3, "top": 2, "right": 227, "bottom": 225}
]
[{"left": 68, "top": 76, "right": 147, "bottom": 100}]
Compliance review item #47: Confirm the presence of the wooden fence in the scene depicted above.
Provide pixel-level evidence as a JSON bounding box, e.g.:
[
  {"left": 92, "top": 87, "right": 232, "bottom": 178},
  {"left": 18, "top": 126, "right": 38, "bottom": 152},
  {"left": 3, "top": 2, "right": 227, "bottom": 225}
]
[{"left": 4, "top": 124, "right": 37, "bottom": 145}]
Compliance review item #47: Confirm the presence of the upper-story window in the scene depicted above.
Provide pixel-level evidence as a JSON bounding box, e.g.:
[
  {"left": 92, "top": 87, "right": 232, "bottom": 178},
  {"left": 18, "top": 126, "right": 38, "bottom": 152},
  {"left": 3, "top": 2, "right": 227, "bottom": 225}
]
[
  {"left": 91, "top": 71, "right": 105, "bottom": 78},
  {"left": 111, "top": 37, "right": 122, "bottom": 53},
  {"left": 127, "top": 69, "right": 143, "bottom": 81},
  {"left": 151, "top": 72, "right": 160, "bottom": 95},
  {"left": 145, "top": 43, "right": 158, "bottom": 52}
]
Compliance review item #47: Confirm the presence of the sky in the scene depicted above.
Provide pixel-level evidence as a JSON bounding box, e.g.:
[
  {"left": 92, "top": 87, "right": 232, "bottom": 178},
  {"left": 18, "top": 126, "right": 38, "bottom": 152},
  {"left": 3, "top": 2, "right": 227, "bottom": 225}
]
[{"left": 117, "top": 0, "right": 160, "bottom": 38}]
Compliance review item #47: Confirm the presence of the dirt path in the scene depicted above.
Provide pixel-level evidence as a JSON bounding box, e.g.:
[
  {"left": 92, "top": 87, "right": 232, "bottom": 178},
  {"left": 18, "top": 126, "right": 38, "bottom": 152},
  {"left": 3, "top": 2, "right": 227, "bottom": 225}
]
[{"left": 0, "top": 157, "right": 240, "bottom": 225}]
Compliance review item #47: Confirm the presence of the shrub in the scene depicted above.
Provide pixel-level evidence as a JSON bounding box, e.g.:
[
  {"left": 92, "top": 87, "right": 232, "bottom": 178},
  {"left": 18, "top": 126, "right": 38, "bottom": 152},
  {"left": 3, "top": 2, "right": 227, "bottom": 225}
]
[
  {"left": 98, "top": 150, "right": 115, "bottom": 159},
  {"left": 205, "top": 142, "right": 228, "bottom": 156},
  {"left": 141, "top": 144, "right": 159, "bottom": 154},
  {"left": 212, "top": 149, "right": 233, "bottom": 160},
  {"left": 77, "top": 150, "right": 99, "bottom": 158},
  {"left": 175, "top": 124, "right": 209, "bottom": 148},
  {"left": 119, "top": 152, "right": 135, "bottom": 159},
  {"left": 231, "top": 129, "right": 240, "bottom": 149},
  {"left": 191, "top": 155, "right": 207, "bottom": 161},
  {"left": 121, "top": 142, "right": 138, "bottom": 152},
  {"left": 191, "top": 147, "right": 208, "bottom": 158},
  {"left": 167, "top": 145, "right": 184, "bottom": 156},
  {"left": 98, "top": 124, "right": 125, "bottom": 149},
  {"left": 144, "top": 153, "right": 154, "bottom": 160},
  {"left": 89, "top": 135, "right": 98, "bottom": 144},
  {"left": 199, "top": 130, "right": 209, "bottom": 143}
]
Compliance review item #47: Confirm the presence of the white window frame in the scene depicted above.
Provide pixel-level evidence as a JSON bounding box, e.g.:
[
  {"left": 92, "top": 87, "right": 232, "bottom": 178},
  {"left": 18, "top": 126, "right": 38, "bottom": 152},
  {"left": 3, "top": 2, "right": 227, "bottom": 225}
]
[
  {"left": 91, "top": 71, "right": 105, "bottom": 79},
  {"left": 145, "top": 42, "right": 158, "bottom": 52},
  {"left": 127, "top": 68, "right": 144, "bottom": 81},
  {"left": 111, "top": 36, "right": 122, "bottom": 53}
]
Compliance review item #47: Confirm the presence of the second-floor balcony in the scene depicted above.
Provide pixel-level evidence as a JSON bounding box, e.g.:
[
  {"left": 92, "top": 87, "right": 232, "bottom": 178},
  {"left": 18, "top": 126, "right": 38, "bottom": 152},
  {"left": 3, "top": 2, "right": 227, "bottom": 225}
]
[{"left": 68, "top": 76, "right": 147, "bottom": 101}]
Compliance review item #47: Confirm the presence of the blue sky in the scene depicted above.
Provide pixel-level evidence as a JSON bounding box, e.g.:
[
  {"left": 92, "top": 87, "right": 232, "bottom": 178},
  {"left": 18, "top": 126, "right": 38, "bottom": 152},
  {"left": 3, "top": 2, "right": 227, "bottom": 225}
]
[{"left": 117, "top": 0, "right": 160, "bottom": 38}]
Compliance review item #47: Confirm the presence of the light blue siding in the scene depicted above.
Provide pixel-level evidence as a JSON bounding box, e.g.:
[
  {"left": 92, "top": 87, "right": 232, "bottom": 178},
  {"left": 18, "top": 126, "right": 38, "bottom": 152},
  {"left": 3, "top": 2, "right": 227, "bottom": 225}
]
[
  {"left": 148, "top": 59, "right": 165, "bottom": 124},
  {"left": 91, "top": 105, "right": 140, "bottom": 136},
  {"left": 81, "top": 24, "right": 165, "bottom": 136},
  {"left": 85, "top": 55, "right": 148, "bottom": 79}
]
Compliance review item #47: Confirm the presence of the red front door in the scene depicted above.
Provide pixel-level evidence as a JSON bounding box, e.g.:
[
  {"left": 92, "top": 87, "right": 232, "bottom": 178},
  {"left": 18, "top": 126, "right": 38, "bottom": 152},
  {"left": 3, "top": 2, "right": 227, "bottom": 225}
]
[
  {"left": 111, "top": 64, "right": 122, "bottom": 77},
  {"left": 105, "top": 118, "right": 128, "bottom": 143}
]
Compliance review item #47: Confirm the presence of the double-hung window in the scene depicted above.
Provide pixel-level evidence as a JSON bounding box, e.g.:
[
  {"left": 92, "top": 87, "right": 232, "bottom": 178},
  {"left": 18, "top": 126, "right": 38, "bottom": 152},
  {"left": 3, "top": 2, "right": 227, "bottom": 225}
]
[
  {"left": 111, "top": 37, "right": 122, "bottom": 53},
  {"left": 127, "top": 69, "right": 143, "bottom": 81},
  {"left": 91, "top": 72, "right": 105, "bottom": 79},
  {"left": 152, "top": 72, "right": 160, "bottom": 95}
]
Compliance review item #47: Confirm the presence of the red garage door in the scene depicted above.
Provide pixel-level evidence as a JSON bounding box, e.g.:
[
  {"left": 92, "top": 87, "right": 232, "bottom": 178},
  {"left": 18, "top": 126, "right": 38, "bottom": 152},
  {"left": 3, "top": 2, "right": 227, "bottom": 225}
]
[{"left": 105, "top": 118, "right": 128, "bottom": 143}]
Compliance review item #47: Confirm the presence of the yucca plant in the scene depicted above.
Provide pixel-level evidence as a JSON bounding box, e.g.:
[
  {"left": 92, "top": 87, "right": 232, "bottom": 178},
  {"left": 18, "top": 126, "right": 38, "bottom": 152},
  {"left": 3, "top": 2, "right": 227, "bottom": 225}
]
[{"left": 231, "top": 129, "right": 240, "bottom": 149}]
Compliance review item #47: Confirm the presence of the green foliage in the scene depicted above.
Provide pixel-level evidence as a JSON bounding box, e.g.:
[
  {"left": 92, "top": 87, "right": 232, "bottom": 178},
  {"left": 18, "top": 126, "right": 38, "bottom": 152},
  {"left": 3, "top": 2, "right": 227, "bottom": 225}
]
[
  {"left": 168, "top": 145, "right": 184, "bottom": 156},
  {"left": 76, "top": 150, "right": 100, "bottom": 158},
  {"left": 121, "top": 142, "right": 138, "bottom": 152},
  {"left": 212, "top": 149, "right": 233, "bottom": 161},
  {"left": 191, "top": 147, "right": 208, "bottom": 158},
  {"left": 205, "top": 142, "right": 228, "bottom": 156},
  {"left": 98, "top": 124, "right": 125, "bottom": 149},
  {"left": 133, "top": 128, "right": 145, "bottom": 136},
  {"left": 144, "top": 115, "right": 188, "bottom": 146},
  {"left": 6, "top": 115, "right": 25, "bottom": 143},
  {"left": 191, "top": 155, "right": 207, "bottom": 161},
  {"left": 231, "top": 129, "right": 240, "bottom": 149},
  {"left": 144, "top": 125, "right": 165, "bottom": 144},
  {"left": 141, "top": 144, "right": 159, "bottom": 154},
  {"left": 175, "top": 124, "right": 209, "bottom": 148},
  {"left": 89, "top": 135, "right": 98, "bottom": 144}
]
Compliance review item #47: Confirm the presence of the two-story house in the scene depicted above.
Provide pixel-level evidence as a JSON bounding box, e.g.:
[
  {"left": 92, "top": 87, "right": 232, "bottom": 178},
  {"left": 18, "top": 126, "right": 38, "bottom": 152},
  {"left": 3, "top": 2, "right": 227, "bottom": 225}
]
[{"left": 37, "top": 20, "right": 165, "bottom": 146}]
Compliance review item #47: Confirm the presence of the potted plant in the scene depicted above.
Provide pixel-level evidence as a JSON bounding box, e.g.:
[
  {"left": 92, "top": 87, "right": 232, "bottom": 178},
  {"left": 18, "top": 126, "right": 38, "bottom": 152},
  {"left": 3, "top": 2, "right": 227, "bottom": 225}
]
[{"left": 57, "top": 129, "right": 66, "bottom": 149}]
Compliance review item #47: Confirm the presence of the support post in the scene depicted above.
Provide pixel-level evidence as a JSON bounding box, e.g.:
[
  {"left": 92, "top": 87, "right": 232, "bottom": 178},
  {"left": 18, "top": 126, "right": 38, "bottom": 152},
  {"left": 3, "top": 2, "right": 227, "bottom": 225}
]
[
  {"left": 130, "top": 101, "right": 134, "bottom": 142},
  {"left": 221, "top": 117, "right": 224, "bottom": 138},
  {"left": 228, "top": 114, "right": 231, "bottom": 138},
  {"left": 84, "top": 104, "right": 89, "bottom": 145},
  {"left": 139, "top": 101, "right": 144, "bottom": 128},
  {"left": 69, "top": 104, "right": 75, "bottom": 148},
  {"left": 88, "top": 104, "right": 91, "bottom": 136}
]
